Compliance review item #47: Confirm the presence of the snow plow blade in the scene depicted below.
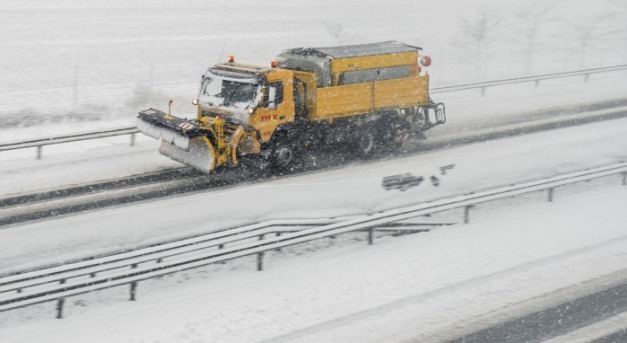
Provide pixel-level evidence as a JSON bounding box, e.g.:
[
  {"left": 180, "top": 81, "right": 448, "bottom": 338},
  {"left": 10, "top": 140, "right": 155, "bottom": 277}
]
[
  {"left": 136, "top": 108, "right": 199, "bottom": 150},
  {"left": 136, "top": 108, "right": 216, "bottom": 173},
  {"left": 159, "top": 136, "right": 215, "bottom": 174}
]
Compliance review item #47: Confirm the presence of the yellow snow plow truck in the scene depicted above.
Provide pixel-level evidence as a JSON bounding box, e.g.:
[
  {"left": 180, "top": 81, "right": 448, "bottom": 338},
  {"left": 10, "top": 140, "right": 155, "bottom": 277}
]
[{"left": 136, "top": 41, "right": 445, "bottom": 173}]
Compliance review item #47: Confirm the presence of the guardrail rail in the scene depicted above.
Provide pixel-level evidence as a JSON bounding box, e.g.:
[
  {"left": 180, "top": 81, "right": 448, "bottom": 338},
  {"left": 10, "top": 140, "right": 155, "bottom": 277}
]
[{"left": 1, "top": 161, "right": 625, "bottom": 319}]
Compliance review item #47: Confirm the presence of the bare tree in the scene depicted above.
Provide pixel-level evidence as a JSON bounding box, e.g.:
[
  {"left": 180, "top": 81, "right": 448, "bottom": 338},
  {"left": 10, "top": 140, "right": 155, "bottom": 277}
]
[
  {"left": 323, "top": 23, "right": 358, "bottom": 46},
  {"left": 508, "top": 1, "right": 557, "bottom": 75},
  {"left": 449, "top": 11, "right": 501, "bottom": 79},
  {"left": 559, "top": 13, "right": 622, "bottom": 69},
  {"left": 607, "top": 0, "right": 627, "bottom": 57}
]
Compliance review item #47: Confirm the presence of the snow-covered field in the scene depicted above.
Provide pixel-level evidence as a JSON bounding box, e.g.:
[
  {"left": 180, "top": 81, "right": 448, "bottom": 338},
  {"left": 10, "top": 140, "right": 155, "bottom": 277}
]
[
  {"left": 0, "top": 0, "right": 625, "bottom": 128},
  {"left": 1, "top": 0, "right": 627, "bottom": 341}
]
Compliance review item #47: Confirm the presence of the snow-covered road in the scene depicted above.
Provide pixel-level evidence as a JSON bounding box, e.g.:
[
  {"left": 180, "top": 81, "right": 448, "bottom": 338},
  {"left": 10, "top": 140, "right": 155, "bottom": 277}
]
[
  {"left": 2, "top": 173, "right": 626, "bottom": 343},
  {"left": 0, "top": 112, "right": 626, "bottom": 343},
  {"left": 2, "top": 116, "right": 626, "bottom": 274}
]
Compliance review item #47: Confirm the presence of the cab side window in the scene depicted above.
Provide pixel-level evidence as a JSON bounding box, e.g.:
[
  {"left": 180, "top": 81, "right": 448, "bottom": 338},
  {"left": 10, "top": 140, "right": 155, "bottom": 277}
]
[{"left": 263, "top": 81, "right": 284, "bottom": 107}]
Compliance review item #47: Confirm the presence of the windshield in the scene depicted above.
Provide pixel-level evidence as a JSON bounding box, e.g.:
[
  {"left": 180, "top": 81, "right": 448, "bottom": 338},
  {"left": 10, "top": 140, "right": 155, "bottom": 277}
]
[{"left": 198, "top": 72, "right": 261, "bottom": 111}]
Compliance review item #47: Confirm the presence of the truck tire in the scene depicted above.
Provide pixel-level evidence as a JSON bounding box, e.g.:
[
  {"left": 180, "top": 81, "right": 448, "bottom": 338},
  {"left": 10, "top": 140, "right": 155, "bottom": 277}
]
[
  {"left": 354, "top": 129, "right": 376, "bottom": 158},
  {"left": 381, "top": 125, "right": 409, "bottom": 153},
  {"left": 270, "top": 134, "right": 298, "bottom": 172}
]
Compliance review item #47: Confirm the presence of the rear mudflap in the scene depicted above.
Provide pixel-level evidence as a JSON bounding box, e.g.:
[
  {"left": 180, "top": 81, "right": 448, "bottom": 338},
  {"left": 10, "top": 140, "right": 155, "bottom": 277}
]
[{"left": 427, "top": 102, "right": 446, "bottom": 125}]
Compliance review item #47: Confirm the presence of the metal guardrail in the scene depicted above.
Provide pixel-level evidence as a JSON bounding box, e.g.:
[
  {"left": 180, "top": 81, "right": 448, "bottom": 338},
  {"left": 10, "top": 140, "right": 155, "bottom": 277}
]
[
  {"left": 1, "top": 161, "right": 626, "bottom": 318},
  {"left": 1, "top": 64, "right": 626, "bottom": 160},
  {"left": 0, "top": 127, "right": 139, "bottom": 159},
  {"left": 431, "top": 64, "right": 627, "bottom": 96}
]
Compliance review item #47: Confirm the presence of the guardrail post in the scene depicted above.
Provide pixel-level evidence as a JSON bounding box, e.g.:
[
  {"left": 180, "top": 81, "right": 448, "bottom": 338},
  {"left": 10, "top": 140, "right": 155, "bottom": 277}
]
[
  {"left": 368, "top": 227, "right": 375, "bottom": 245},
  {"left": 56, "top": 279, "right": 67, "bottom": 319},
  {"left": 36, "top": 146, "right": 42, "bottom": 160},
  {"left": 548, "top": 188, "right": 554, "bottom": 202},
  {"left": 584, "top": 73, "right": 590, "bottom": 83},
  {"left": 480, "top": 87, "right": 486, "bottom": 97},
  {"left": 129, "top": 264, "right": 138, "bottom": 301},
  {"left": 257, "top": 252, "right": 264, "bottom": 271},
  {"left": 534, "top": 80, "right": 540, "bottom": 88},
  {"left": 275, "top": 232, "right": 282, "bottom": 252},
  {"left": 56, "top": 298, "right": 65, "bottom": 319},
  {"left": 216, "top": 245, "right": 226, "bottom": 264},
  {"left": 130, "top": 133, "right": 136, "bottom": 146},
  {"left": 622, "top": 172, "right": 626, "bottom": 186},
  {"left": 257, "top": 234, "right": 264, "bottom": 271},
  {"left": 464, "top": 205, "right": 473, "bottom": 224},
  {"left": 130, "top": 282, "right": 138, "bottom": 301}
]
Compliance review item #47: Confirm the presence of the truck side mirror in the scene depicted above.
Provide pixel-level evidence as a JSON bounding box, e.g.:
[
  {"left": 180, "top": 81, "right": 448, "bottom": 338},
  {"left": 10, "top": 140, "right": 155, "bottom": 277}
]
[
  {"left": 267, "top": 86, "right": 277, "bottom": 109},
  {"left": 268, "top": 87, "right": 276, "bottom": 101}
]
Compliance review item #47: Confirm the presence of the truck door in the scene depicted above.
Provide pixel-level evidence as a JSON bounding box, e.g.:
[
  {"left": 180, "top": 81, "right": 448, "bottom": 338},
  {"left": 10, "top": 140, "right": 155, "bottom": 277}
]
[{"left": 255, "top": 80, "right": 292, "bottom": 141}]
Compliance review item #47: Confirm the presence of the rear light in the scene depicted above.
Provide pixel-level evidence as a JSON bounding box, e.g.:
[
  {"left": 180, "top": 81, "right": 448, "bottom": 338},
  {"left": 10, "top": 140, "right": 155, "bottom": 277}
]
[
  {"left": 271, "top": 60, "right": 278, "bottom": 68},
  {"left": 226, "top": 55, "right": 235, "bottom": 63},
  {"left": 420, "top": 56, "right": 432, "bottom": 67}
]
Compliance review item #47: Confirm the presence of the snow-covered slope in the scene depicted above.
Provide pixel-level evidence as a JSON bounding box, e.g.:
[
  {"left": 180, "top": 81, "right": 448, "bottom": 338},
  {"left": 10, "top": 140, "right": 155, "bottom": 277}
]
[{"left": 0, "top": 0, "right": 623, "bottom": 123}]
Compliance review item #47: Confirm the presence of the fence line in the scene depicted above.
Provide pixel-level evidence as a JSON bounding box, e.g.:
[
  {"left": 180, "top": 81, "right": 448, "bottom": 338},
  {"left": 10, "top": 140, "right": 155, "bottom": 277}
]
[
  {"left": 431, "top": 64, "right": 627, "bottom": 96},
  {"left": 0, "top": 127, "right": 139, "bottom": 160}
]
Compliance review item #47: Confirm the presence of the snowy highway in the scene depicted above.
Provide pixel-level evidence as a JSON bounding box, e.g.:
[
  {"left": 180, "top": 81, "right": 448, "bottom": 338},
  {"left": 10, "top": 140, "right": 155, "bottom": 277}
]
[
  {"left": 2, "top": 168, "right": 627, "bottom": 342},
  {"left": 451, "top": 279, "right": 627, "bottom": 342},
  {"left": 2, "top": 82, "right": 627, "bottom": 343},
  {"left": 2, "top": 0, "right": 627, "bottom": 341},
  {"left": 2, "top": 97, "right": 626, "bottom": 227},
  {"left": 2, "top": 113, "right": 627, "bottom": 273},
  {"left": 1, "top": 114, "right": 627, "bottom": 342}
]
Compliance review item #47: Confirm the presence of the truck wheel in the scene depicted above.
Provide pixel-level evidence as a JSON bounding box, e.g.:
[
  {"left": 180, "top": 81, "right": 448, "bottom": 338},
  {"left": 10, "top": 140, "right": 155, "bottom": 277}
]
[
  {"left": 271, "top": 139, "right": 297, "bottom": 171},
  {"left": 355, "top": 130, "right": 375, "bottom": 158},
  {"left": 383, "top": 126, "right": 409, "bottom": 152}
]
